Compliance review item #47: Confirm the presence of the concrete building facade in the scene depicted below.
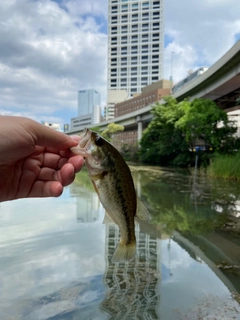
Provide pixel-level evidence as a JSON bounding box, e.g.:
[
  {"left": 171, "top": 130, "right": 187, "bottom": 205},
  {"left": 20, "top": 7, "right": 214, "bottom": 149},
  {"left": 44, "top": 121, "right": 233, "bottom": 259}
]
[
  {"left": 105, "top": 89, "right": 128, "bottom": 120},
  {"left": 70, "top": 105, "right": 101, "bottom": 131},
  {"left": 107, "top": 0, "right": 164, "bottom": 119},
  {"left": 115, "top": 79, "right": 171, "bottom": 117}
]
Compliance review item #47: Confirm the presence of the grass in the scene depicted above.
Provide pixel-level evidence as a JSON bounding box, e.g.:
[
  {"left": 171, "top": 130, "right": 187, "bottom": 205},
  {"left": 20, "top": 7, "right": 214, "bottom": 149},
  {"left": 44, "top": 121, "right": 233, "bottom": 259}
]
[{"left": 207, "top": 152, "right": 240, "bottom": 179}]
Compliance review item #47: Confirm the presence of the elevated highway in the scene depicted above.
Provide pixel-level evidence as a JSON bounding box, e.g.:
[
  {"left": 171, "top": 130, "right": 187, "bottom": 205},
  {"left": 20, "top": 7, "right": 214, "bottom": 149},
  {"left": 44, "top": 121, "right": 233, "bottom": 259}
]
[{"left": 68, "top": 40, "right": 240, "bottom": 140}]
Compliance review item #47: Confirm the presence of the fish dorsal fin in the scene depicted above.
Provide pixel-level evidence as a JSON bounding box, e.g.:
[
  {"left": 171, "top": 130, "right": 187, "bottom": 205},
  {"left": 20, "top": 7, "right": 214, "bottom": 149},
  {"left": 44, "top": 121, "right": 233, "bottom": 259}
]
[
  {"left": 102, "top": 212, "right": 114, "bottom": 224},
  {"left": 136, "top": 197, "right": 150, "bottom": 220}
]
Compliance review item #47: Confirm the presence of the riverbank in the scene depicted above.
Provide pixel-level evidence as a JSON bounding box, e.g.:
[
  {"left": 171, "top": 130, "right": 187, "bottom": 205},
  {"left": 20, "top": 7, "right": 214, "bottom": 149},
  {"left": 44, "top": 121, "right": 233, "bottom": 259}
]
[{"left": 207, "top": 152, "right": 240, "bottom": 180}]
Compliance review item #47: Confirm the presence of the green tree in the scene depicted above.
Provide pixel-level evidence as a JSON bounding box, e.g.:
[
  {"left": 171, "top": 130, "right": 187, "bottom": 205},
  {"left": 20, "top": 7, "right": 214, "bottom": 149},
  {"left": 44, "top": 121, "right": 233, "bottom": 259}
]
[
  {"left": 140, "top": 96, "right": 191, "bottom": 166},
  {"left": 175, "top": 98, "right": 236, "bottom": 153},
  {"left": 96, "top": 123, "right": 124, "bottom": 142},
  {"left": 140, "top": 96, "right": 238, "bottom": 167}
]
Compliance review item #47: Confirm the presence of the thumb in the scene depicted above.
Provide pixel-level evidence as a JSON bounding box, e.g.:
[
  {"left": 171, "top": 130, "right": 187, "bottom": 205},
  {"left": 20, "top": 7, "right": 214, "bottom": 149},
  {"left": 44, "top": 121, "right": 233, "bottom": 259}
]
[{"left": 24, "top": 118, "right": 79, "bottom": 150}]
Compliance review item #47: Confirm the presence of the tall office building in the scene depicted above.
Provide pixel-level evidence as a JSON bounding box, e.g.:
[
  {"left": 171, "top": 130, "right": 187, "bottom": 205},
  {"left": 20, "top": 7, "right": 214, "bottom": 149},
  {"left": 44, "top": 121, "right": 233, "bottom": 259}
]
[
  {"left": 108, "top": 0, "right": 164, "bottom": 98},
  {"left": 78, "top": 89, "right": 101, "bottom": 116}
]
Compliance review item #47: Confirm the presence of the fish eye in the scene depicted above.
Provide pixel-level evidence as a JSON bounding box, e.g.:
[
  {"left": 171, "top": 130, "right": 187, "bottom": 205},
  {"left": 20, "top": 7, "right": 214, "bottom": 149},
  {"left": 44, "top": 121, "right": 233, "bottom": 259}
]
[{"left": 95, "top": 135, "right": 104, "bottom": 146}]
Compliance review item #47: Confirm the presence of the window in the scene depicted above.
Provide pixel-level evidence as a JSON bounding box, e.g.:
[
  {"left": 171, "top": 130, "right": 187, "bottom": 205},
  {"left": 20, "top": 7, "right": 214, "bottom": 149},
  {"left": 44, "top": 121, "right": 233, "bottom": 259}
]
[
  {"left": 121, "top": 25, "right": 127, "bottom": 33},
  {"left": 153, "top": 11, "right": 160, "bottom": 19},
  {"left": 111, "top": 5, "right": 117, "bottom": 13},
  {"left": 121, "top": 36, "right": 127, "bottom": 44},
  {"left": 111, "top": 37, "right": 117, "bottom": 45},
  {"left": 142, "top": 2, "right": 149, "bottom": 10},
  {"left": 111, "top": 58, "right": 117, "bottom": 66},
  {"left": 141, "top": 66, "right": 148, "bottom": 74},
  {"left": 132, "top": 14, "right": 138, "bottom": 21},
  {"left": 122, "top": 15, "right": 128, "bottom": 22},
  {"left": 111, "top": 69, "right": 117, "bottom": 76},
  {"left": 132, "top": 24, "right": 138, "bottom": 33},
  {"left": 111, "top": 26, "right": 117, "bottom": 34},
  {"left": 152, "top": 76, "right": 158, "bottom": 81},
  {"left": 142, "top": 34, "right": 148, "bottom": 42},
  {"left": 132, "top": 3, "right": 138, "bottom": 11},
  {"left": 142, "top": 12, "right": 149, "bottom": 20},
  {"left": 131, "top": 45, "right": 138, "bottom": 54},
  {"left": 131, "top": 56, "right": 137, "bottom": 65},
  {"left": 121, "top": 57, "right": 127, "bottom": 65},
  {"left": 142, "top": 56, "right": 148, "bottom": 64},
  {"left": 153, "top": 22, "right": 159, "bottom": 30},
  {"left": 111, "top": 48, "right": 117, "bottom": 56},
  {"left": 121, "top": 78, "right": 127, "bottom": 82},
  {"left": 131, "top": 67, "right": 137, "bottom": 75},
  {"left": 122, "top": 4, "right": 128, "bottom": 12},
  {"left": 142, "top": 45, "right": 148, "bottom": 53},
  {"left": 152, "top": 65, "right": 159, "bottom": 74},
  {"left": 111, "top": 16, "right": 117, "bottom": 23},
  {"left": 121, "top": 67, "right": 127, "bottom": 76},
  {"left": 152, "top": 33, "right": 159, "bottom": 41},
  {"left": 132, "top": 35, "right": 138, "bottom": 43},
  {"left": 121, "top": 46, "right": 127, "bottom": 55}
]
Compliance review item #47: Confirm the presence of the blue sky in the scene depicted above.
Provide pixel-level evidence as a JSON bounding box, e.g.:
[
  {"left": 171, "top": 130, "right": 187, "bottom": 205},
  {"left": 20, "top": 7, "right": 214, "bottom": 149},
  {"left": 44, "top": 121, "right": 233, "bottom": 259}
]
[{"left": 0, "top": 0, "right": 240, "bottom": 128}]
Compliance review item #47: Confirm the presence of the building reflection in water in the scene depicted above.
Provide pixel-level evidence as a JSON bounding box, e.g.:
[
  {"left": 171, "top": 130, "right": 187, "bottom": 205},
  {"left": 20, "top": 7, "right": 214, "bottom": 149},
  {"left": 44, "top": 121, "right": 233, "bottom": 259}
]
[
  {"left": 100, "top": 222, "right": 161, "bottom": 320},
  {"left": 70, "top": 184, "right": 100, "bottom": 222}
]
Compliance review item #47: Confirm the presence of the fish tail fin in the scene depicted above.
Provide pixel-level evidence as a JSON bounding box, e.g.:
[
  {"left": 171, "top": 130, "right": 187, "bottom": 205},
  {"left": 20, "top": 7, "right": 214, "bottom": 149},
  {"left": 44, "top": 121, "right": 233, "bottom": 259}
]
[{"left": 111, "top": 240, "right": 136, "bottom": 263}]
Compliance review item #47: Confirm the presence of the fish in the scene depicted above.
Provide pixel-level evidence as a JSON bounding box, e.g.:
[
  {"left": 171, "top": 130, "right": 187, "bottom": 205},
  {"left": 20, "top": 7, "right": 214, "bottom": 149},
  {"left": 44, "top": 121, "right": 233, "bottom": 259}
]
[{"left": 71, "top": 128, "right": 149, "bottom": 263}]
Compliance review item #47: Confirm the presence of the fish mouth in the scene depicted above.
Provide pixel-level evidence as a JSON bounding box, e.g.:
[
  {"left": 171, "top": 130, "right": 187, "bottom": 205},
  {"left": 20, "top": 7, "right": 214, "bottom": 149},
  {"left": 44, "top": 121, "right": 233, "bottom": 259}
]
[{"left": 70, "top": 128, "right": 92, "bottom": 157}]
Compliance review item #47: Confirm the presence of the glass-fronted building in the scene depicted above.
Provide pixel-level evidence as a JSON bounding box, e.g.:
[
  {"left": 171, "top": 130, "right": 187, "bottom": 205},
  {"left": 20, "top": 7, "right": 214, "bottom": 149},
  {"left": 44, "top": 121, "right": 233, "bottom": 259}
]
[{"left": 78, "top": 89, "right": 101, "bottom": 116}]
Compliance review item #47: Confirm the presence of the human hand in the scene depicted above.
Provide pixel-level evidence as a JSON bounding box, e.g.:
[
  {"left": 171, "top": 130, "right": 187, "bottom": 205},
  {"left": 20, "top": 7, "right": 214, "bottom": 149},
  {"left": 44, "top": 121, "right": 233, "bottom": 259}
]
[{"left": 0, "top": 116, "right": 84, "bottom": 202}]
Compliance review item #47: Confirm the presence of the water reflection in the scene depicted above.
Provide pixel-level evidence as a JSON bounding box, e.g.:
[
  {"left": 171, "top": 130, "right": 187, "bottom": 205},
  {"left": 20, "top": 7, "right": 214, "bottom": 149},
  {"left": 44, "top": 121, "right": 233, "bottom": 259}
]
[
  {"left": 1, "top": 166, "right": 240, "bottom": 319},
  {"left": 100, "top": 223, "right": 161, "bottom": 319},
  {"left": 70, "top": 183, "right": 100, "bottom": 222}
]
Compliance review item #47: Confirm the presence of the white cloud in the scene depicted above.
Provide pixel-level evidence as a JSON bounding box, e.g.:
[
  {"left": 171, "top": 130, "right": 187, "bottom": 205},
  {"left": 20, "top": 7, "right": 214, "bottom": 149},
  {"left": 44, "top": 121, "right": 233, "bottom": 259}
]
[
  {"left": 0, "top": 0, "right": 108, "bottom": 126},
  {"left": 164, "top": 0, "right": 240, "bottom": 83},
  {"left": 0, "top": 0, "right": 240, "bottom": 126}
]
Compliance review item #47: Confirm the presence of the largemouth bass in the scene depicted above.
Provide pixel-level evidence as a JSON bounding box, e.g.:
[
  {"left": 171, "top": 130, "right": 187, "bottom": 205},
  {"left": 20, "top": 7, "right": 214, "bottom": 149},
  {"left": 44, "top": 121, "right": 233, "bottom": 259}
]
[{"left": 71, "top": 128, "right": 149, "bottom": 263}]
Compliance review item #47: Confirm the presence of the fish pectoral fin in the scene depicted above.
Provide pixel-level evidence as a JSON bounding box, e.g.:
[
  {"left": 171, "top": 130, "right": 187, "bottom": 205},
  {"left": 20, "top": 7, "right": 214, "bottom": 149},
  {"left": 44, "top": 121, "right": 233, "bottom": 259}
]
[
  {"left": 90, "top": 171, "right": 108, "bottom": 181},
  {"left": 102, "top": 212, "right": 114, "bottom": 224},
  {"left": 136, "top": 197, "right": 150, "bottom": 220}
]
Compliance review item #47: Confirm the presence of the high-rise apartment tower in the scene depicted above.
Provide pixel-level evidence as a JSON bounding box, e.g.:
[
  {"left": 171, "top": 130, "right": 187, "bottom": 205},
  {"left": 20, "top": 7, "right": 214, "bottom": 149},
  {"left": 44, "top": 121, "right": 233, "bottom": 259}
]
[{"left": 108, "top": 0, "right": 164, "bottom": 97}]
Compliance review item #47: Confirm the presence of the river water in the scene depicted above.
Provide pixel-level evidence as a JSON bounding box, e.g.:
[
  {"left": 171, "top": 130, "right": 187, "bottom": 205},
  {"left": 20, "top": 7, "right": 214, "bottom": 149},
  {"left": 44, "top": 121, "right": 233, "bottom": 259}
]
[{"left": 1, "top": 166, "right": 240, "bottom": 320}]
